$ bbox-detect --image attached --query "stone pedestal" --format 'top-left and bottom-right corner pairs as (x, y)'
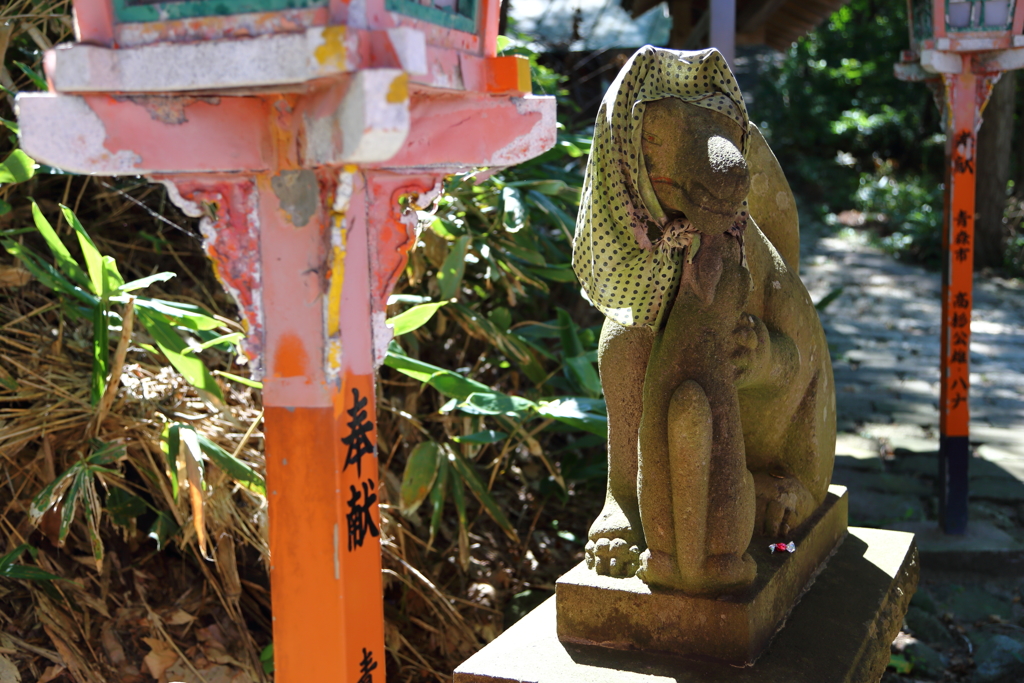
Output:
(454, 527), (918, 683)
(558, 485), (850, 665)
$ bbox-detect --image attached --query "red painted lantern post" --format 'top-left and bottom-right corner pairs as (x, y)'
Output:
(897, 0), (1024, 533)
(16, 0), (555, 679)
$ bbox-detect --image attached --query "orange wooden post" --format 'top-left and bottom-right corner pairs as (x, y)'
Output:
(17, 0), (556, 678)
(895, 0), (1024, 534)
(937, 61), (989, 534)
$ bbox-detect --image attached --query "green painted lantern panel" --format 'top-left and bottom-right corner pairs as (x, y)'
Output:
(112, 0), (328, 24)
(385, 0), (478, 33)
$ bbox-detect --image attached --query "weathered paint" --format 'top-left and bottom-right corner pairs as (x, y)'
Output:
(18, 93), (272, 175)
(325, 167), (357, 383)
(162, 177), (266, 372)
(298, 69), (410, 166)
(270, 169), (319, 227)
(258, 173), (332, 408)
(363, 172), (440, 366)
(51, 26), (360, 93)
(114, 8), (328, 48)
(380, 89), (556, 169)
(111, 0), (327, 25)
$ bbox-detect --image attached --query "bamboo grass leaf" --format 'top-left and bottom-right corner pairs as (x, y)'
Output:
(448, 449), (518, 541)
(0, 545), (62, 581)
(181, 332), (245, 356)
(140, 312), (225, 403)
(428, 458), (449, 547)
(30, 202), (90, 289)
(12, 61), (48, 91)
(437, 235), (470, 300)
(119, 271), (176, 292)
(386, 301), (449, 337)
(0, 149), (35, 183)
(196, 434), (266, 496)
(91, 304), (109, 404)
(400, 441), (441, 516)
(62, 205), (107, 297)
(161, 423), (181, 501)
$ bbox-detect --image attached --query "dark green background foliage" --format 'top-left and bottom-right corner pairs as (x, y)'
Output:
(751, 0), (947, 266)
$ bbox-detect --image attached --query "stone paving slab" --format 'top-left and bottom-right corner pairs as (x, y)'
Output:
(801, 229), (1024, 545)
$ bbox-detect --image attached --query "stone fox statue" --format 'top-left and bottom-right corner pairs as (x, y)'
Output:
(571, 46), (836, 596)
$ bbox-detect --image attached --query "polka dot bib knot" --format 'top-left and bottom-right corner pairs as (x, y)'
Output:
(571, 46), (749, 328)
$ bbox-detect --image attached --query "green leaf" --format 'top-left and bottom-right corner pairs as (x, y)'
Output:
(101, 255), (125, 294)
(0, 199), (10, 216)
(0, 545), (62, 581)
(448, 450), (518, 541)
(62, 205), (107, 297)
(91, 305), (109, 405)
(127, 298), (221, 331)
(0, 118), (19, 135)
(213, 370), (263, 389)
(31, 202), (91, 289)
(457, 392), (535, 416)
(1, 238), (95, 305)
(140, 312), (225, 403)
(260, 644), (275, 674)
(437, 234), (470, 300)
(196, 434), (266, 496)
(488, 307), (512, 332)
(556, 308), (584, 357)
(181, 332), (245, 356)
(119, 271), (176, 292)
(452, 430), (508, 444)
(386, 301), (448, 337)
(525, 264), (578, 282)
(12, 61), (48, 91)
(106, 487), (148, 527)
(428, 458), (449, 545)
(564, 355), (603, 397)
(0, 149), (35, 184)
(148, 511), (180, 550)
(400, 441), (441, 516)
(161, 423), (181, 501)
(888, 653), (913, 674)
(537, 398), (608, 438)
(383, 347), (490, 400)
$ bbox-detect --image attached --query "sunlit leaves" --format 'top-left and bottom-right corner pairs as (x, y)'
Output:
(0, 149), (36, 184)
(387, 301), (449, 337)
(3, 203), (229, 404)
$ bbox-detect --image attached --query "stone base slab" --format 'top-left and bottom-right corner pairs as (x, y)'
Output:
(454, 527), (919, 683)
(556, 485), (849, 665)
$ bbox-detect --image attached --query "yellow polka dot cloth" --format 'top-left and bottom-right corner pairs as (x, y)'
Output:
(572, 46), (749, 328)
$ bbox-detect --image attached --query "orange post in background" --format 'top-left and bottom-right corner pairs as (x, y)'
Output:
(896, 0), (1024, 535)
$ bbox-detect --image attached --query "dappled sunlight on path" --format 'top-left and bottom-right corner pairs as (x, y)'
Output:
(799, 230), (1024, 535)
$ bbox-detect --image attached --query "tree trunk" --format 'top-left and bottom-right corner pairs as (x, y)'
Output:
(975, 70), (1015, 269)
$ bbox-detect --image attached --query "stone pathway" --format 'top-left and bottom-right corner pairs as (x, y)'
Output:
(799, 228), (1024, 541)
(800, 227), (1024, 682)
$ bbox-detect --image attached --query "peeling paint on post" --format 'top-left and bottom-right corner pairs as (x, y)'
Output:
(19, 0), (556, 679)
